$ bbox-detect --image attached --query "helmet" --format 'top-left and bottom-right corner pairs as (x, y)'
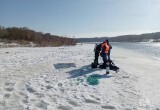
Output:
(105, 39), (109, 44)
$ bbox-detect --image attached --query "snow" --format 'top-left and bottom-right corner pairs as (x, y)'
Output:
(152, 42), (160, 47)
(0, 43), (20, 48)
(0, 43), (160, 110)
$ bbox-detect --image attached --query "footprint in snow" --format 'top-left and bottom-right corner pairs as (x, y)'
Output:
(68, 100), (79, 107)
(84, 98), (100, 104)
(4, 94), (10, 99)
(25, 84), (36, 93)
(101, 105), (116, 109)
(4, 82), (15, 86)
(46, 85), (53, 90)
(90, 95), (101, 101)
(57, 105), (72, 110)
(35, 100), (48, 109)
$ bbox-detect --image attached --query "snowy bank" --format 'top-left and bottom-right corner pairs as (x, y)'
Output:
(0, 43), (160, 110)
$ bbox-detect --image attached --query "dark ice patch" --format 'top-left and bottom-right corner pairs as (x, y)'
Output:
(54, 63), (76, 69)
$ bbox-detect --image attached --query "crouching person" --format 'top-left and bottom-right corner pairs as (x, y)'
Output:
(100, 41), (110, 74)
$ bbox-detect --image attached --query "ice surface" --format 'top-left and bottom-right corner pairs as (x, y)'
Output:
(0, 43), (160, 109)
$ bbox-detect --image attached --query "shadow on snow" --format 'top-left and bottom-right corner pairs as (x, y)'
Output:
(66, 64), (113, 79)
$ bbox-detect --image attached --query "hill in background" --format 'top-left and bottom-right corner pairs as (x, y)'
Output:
(78, 32), (160, 43)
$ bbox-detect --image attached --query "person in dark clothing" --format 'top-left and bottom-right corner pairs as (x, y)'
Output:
(109, 60), (119, 73)
(93, 43), (102, 65)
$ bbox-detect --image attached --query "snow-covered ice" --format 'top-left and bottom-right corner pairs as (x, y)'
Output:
(0, 43), (160, 110)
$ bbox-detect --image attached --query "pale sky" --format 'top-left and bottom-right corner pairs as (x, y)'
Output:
(1, 0), (160, 38)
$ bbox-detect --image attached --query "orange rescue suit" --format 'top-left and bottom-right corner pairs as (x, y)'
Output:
(101, 42), (110, 54)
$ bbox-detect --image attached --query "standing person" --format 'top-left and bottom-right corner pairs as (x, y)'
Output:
(106, 39), (112, 61)
(100, 41), (110, 74)
(93, 43), (102, 66)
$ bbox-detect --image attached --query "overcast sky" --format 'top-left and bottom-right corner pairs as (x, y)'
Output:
(1, 0), (160, 38)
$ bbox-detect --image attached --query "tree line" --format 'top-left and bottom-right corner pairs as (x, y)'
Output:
(0, 26), (77, 46)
